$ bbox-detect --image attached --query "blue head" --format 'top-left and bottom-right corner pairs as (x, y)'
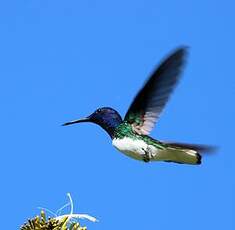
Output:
(63, 107), (123, 138)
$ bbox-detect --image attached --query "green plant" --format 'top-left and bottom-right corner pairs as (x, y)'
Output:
(20, 210), (87, 230)
(20, 194), (97, 230)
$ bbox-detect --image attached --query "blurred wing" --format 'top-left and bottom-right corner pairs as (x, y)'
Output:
(124, 47), (187, 135)
(163, 141), (217, 153)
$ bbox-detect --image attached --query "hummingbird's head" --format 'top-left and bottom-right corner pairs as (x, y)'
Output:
(63, 107), (123, 138)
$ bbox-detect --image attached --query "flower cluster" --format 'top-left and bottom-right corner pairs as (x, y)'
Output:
(20, 210), (87, 230)
(20, 194), (97, 230)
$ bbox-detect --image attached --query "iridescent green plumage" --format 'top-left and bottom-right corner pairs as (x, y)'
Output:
(114, 122), (166, 150)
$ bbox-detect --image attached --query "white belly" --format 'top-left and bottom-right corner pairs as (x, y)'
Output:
(112, 137), (200, 164)
(112, 137), (150, 160)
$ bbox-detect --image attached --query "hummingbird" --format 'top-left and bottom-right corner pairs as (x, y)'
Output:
(63, 47), (212, 165)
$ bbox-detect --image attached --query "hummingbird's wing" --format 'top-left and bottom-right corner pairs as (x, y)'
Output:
(163, 141), (217, 153)
(124, 47), (187, 135)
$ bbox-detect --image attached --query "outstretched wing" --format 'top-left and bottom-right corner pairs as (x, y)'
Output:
(163, 141), (217, 153)
(124, 47), (187, 135)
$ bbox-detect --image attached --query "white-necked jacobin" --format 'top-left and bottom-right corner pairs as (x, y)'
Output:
(63, 47), (213, 165)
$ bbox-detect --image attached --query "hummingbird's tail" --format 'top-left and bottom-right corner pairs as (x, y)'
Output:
(151, 142), (215, 165)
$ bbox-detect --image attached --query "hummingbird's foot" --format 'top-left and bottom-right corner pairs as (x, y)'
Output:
(143, 151), (151, 163)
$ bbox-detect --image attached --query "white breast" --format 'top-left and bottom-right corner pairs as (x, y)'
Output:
(112, 137), (148, 160)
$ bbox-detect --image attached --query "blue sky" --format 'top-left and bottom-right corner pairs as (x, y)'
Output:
(0, 0), (234, 229)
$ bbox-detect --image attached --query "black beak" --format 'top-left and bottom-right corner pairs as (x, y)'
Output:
(62, 117), (90, 126)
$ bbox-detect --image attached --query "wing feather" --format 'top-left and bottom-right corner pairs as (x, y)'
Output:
(124, 47), (188, 135)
